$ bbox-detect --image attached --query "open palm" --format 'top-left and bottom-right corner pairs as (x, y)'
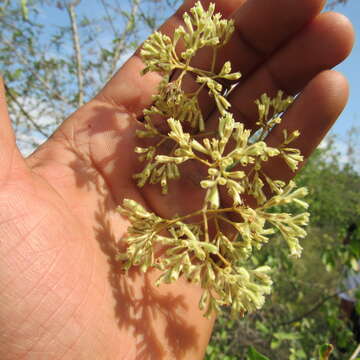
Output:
(0, 0), (354, 359)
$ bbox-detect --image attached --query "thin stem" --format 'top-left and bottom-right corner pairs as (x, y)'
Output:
(107, 0), (140, 80)
(180, 207), (235, 222)
(188, 82), (206, 98)
(176, 69), (187, 85)
(67, 2), (84, 107)
(169, 143), (178, 157)
(153, 207), (236, 237)
(155, 137), (168, 149)
(193, 131), (216, 138)
(192, 154), (213, 167)
(191, 216), (214, 227)
(171, 44), (180, 63)
(210, 253), (230, 268)
(214, 217), (220, 233)
(218, 215), (239, 232)
(202, 202), (209, 243)
(211, 47), (217, 73)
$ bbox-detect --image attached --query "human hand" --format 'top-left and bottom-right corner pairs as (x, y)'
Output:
(0, 0), (354, 359)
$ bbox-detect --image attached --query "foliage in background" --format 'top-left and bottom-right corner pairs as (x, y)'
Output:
(206, 137), (360, 359)
(0, 0), (181, 153)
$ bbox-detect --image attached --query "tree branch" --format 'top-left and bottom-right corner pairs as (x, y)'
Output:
(106, 0), (140, 80)
(67, 1), (84, 107)
(100, 0), (118, 38)
(350, 343), (360, 360)
(2, 38), (71, 106)
(5, 83), (49, 138)
(278, 288), (351, 326)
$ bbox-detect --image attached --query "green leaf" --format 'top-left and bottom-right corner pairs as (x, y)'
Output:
(255, 321), (270, 334)
(351, 257), (359, 271)
(246, 346), (270, 360)
(270, 339), (280, 350)
(11, 69), (23, 80)
(273, 331), (300, 341)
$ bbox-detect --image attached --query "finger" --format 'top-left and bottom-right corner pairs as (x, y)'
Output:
(95, 0), (325, 119)
(182, 0), (325, 75)
(225, 12), (354, 130)
(263, 70), (349, 182)
(0, 78), (26, 180)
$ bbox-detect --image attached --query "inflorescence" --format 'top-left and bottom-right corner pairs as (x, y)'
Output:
(116, 2), (309, 318)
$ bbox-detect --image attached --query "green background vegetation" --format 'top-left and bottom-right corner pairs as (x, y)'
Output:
(206, 138), (360, 359)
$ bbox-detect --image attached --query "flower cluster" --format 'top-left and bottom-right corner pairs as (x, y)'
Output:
(117, 2), (309, 317)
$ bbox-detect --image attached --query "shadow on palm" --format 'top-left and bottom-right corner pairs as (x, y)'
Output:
(49, 102), (205, 358)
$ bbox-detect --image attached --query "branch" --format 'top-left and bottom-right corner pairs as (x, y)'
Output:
(2, 39), (72, 106)
(67, 1), (84, 107)
(278, 289), (349, 326)
(106, 0), (140, 80)
(100, 0), (118, 38)
(350, 343), (360, 360)
(5, 83), (49, 138)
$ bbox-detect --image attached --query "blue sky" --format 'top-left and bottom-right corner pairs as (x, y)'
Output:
(331, 1), (359, 137)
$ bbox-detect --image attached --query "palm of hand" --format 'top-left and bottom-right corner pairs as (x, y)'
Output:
(1, 96), (210, 359)
(0, 0), (354, 359)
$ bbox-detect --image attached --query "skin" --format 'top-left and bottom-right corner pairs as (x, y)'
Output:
(0, 0), (355, 359)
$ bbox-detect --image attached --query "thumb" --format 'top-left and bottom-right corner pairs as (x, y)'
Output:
(0, 77), (26, 180)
